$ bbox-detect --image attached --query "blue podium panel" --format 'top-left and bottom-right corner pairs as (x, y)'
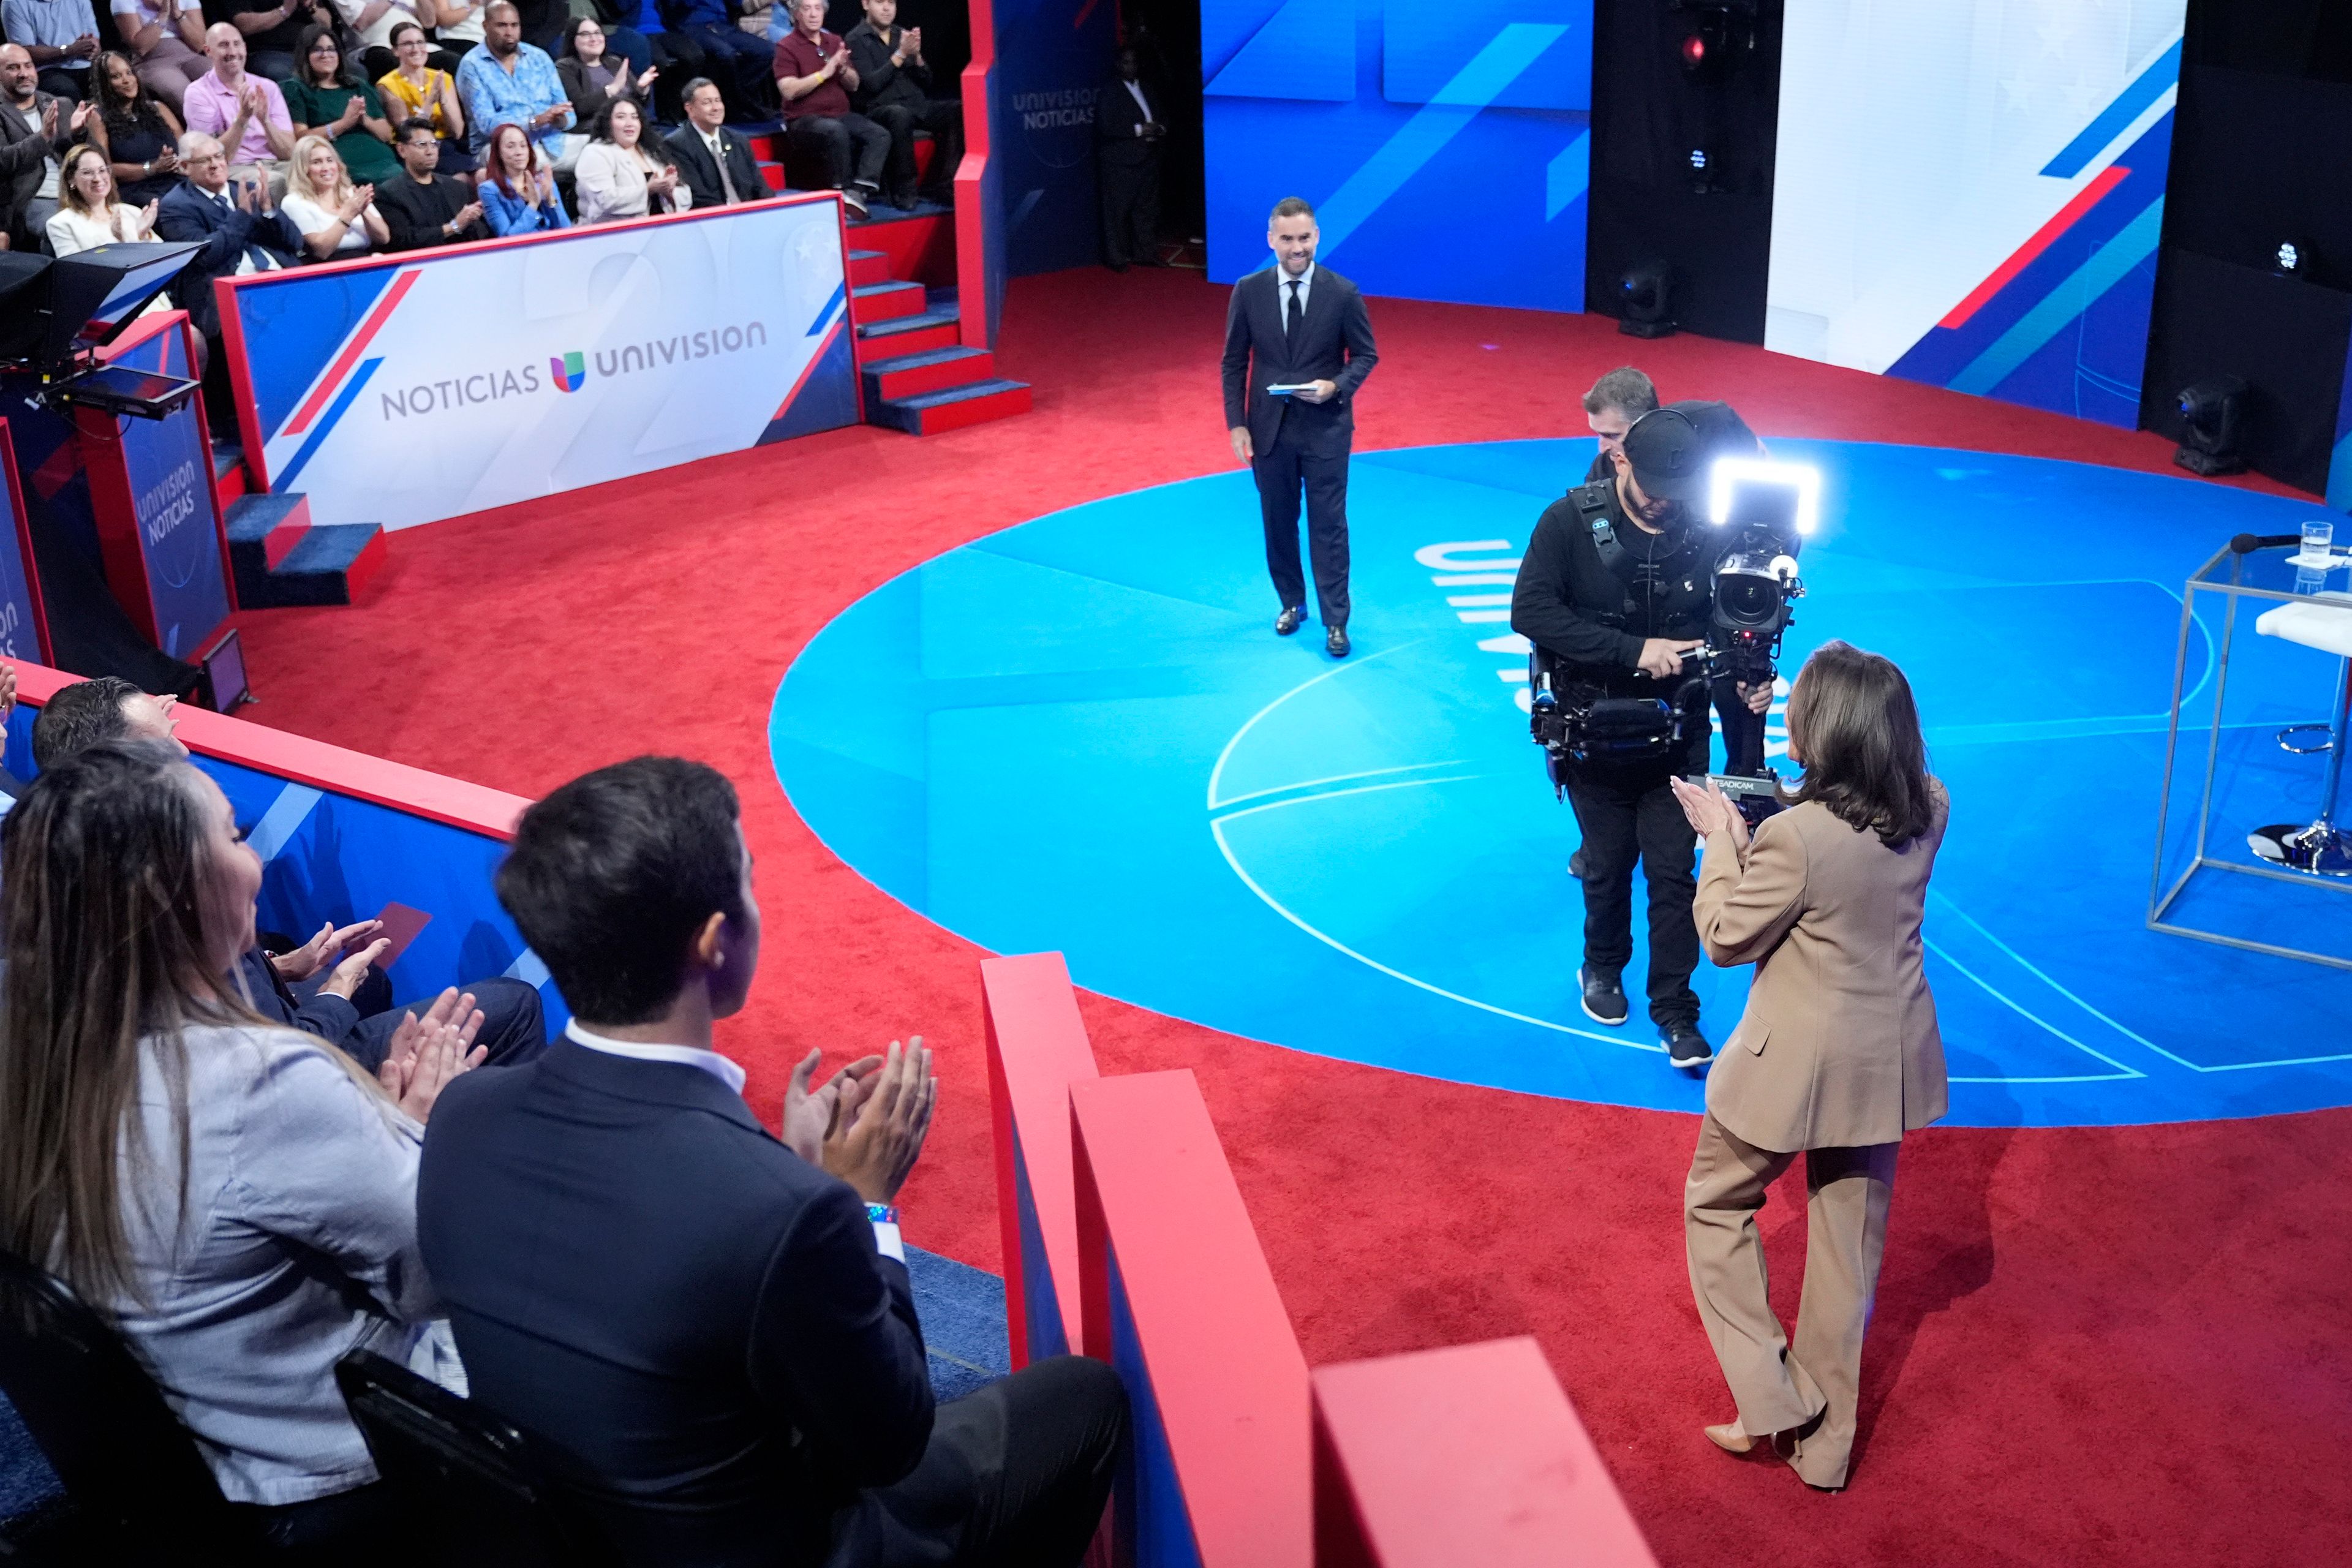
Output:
(0, 421), (53, 663)
(774, 441), (2352, 1128)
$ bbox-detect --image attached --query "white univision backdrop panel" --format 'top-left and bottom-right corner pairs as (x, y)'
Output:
(1765, 0), (2185, 426)
(230, 198), (855, 532)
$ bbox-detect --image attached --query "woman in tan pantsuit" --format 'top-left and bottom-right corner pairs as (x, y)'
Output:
(1667, 641), (1948, 1491)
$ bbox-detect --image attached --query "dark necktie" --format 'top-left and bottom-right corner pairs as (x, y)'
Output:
(1285, 278), (1302, 342)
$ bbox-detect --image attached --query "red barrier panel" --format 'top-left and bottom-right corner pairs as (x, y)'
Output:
(1311, 1338), (1659, 1568)
(1070, 1070), (1311, 1568)
(982, 952), (1101, 1368)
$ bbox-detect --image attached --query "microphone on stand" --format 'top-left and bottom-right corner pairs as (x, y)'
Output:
(2230, 532), (2305, 554)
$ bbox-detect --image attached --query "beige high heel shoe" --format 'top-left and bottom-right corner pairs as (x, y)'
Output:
(1703, 1420), (1754, 1454)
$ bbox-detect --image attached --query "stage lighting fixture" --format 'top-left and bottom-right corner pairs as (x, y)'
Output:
(1617, 260), (1677, 339)
(2277, 241), (2301, 274)
(2173, 376), (2250, 477)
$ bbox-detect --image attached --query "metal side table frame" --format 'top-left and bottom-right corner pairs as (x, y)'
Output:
(2149, 543), (2352, 969)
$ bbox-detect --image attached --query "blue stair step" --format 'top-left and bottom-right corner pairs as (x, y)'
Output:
(210, 439), (243, 480)
(252, 524), (385, 608)
(856, 304), (959, 341)
(870, 377), (1031, 435)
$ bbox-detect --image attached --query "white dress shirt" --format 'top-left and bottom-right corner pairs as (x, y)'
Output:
(1122, 77), (1152, 123)
(1276, 260), (1314, 322)
(565, 1019), (745, 1092)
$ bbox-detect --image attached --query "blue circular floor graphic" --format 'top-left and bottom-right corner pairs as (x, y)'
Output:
(771, 440), (2352, 1126)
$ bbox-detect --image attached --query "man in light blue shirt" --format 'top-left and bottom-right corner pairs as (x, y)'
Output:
(454, 0), (572, 157)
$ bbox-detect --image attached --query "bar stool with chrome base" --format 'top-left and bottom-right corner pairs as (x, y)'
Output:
(2250, 598), (2352, 876)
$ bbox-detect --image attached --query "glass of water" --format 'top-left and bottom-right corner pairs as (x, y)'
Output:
(2304, 519), (2335, 559)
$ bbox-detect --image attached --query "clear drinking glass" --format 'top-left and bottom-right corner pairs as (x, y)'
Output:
(2304, 519), (2335, 560)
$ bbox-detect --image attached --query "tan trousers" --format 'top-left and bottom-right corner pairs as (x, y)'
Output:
(1683, 1111), (1898, 1489)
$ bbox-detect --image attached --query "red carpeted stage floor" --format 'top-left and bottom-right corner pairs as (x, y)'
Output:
(236, 269), (2348, 1565)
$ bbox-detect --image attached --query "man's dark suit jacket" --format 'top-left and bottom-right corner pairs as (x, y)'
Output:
(417, 1039), (937, 1568)
(235, 946), (366, 1046)
(151, 179), (301, 338)
(1096, 72), (1156, 161)
(1219, 263), (1379, 462)
(0, 91), (74, 243)
(663, 123), (766, 211)
(375, 172), (492, 251)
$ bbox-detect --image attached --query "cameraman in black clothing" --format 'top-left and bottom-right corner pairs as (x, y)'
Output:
(1511, 402), (1772, 1066)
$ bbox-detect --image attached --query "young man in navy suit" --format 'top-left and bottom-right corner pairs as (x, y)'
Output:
(417, 757), (1125, 1567)
(1219, 195), (1379, 657)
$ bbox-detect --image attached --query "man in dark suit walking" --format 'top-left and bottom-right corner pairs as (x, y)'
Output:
(1221, 195), (1378, 657)
(417, 756), (1126, 1568)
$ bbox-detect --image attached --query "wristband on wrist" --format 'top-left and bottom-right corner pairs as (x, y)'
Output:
(864, 1202), (899, 1224)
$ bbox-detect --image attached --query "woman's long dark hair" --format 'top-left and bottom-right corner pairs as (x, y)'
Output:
(295, 22), (356, 89)
(1784, 641), (1936, 848)
(0, 744), (254, 1306)
(96, 50), (167, 136)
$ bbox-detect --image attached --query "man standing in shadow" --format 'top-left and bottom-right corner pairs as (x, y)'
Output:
(1220, 195), (1378, 657)
(1096, 44), (1160, 270)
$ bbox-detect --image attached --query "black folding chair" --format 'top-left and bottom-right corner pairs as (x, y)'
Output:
(333, 1351), (622, 1568)
(0, 1246), (257, 1564)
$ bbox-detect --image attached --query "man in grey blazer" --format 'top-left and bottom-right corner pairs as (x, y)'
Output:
(1220, 195), (1378, 657)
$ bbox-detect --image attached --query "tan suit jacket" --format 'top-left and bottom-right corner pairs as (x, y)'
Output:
(1694, 789), (1950, 1153)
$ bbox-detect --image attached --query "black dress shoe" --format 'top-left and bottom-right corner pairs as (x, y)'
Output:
(1275, 606), (1305, 636)
(1326, 627), (1350, 657)
(1663, 1023), (1715, 1066)
(1578, 965), (1628, 1026)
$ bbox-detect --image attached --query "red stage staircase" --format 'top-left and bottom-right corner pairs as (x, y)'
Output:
(744, 129), (1030, 437)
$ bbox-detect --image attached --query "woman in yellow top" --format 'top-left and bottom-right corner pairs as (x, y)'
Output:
(376, 20), (475, 175)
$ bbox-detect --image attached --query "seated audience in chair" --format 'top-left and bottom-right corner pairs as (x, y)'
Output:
(28, 676), (548, 1074)
(454, 2), (571, 165)
(376, 20), (474, 175)
(46, 143), (162, 257)
(772, 0), (882, 216)
(153, 130), (301, 428)
(86, 48), (189, 208)
(281, 129), (386, 255)
(375, 116), (486, 245)
(844, 0), (954, 211)
(417, 756), (1128, 1568)
(214, 0), (313, 83)
(282, 22), (399, 187)
(0, 739), (487, 1553)
(573, 96), (683, 223)
(181, 22), (295, 193)
(3, 0), (104, 104)
(475, 114), (565, 232)
(108, 0), (209, 114)
(1, 41), (87, 251)
(556, 15), (654, 135)
(337, 0), (430, 83)
(661, 75), (760, 208)
(663, 0), (773, 123)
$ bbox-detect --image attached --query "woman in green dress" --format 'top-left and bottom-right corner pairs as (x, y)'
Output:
(281, 22), (399, 187)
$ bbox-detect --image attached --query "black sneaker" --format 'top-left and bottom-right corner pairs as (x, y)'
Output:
(1578, 966), (1628, 1026)
(1663, 1023), (1714, 1066)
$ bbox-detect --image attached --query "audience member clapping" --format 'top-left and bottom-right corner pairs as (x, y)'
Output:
(85, 49), (187, 208)
(375, 20), (473, 176)
(28, 676), (549, 1073)
(454, 2), (571, 164)
(556, 15), (654, 131)
(283, 22), (398, 187)
(2, 0), (103, 104)
(375, 117), (487, 246)
(417, 756), (1127, 1568)
(573, 97), (685, 224)
(46, 143), (161, 258)
(108, 0), (209, 113)
(334, 0), (430, 83)
(281, 130), (386, 256)
(0, 42), (89, 251)
(0, 739), (484, 1550)
(181, 22), (297, 194)
(662, 75), (763, 209)
(476, 116), (567, 232)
